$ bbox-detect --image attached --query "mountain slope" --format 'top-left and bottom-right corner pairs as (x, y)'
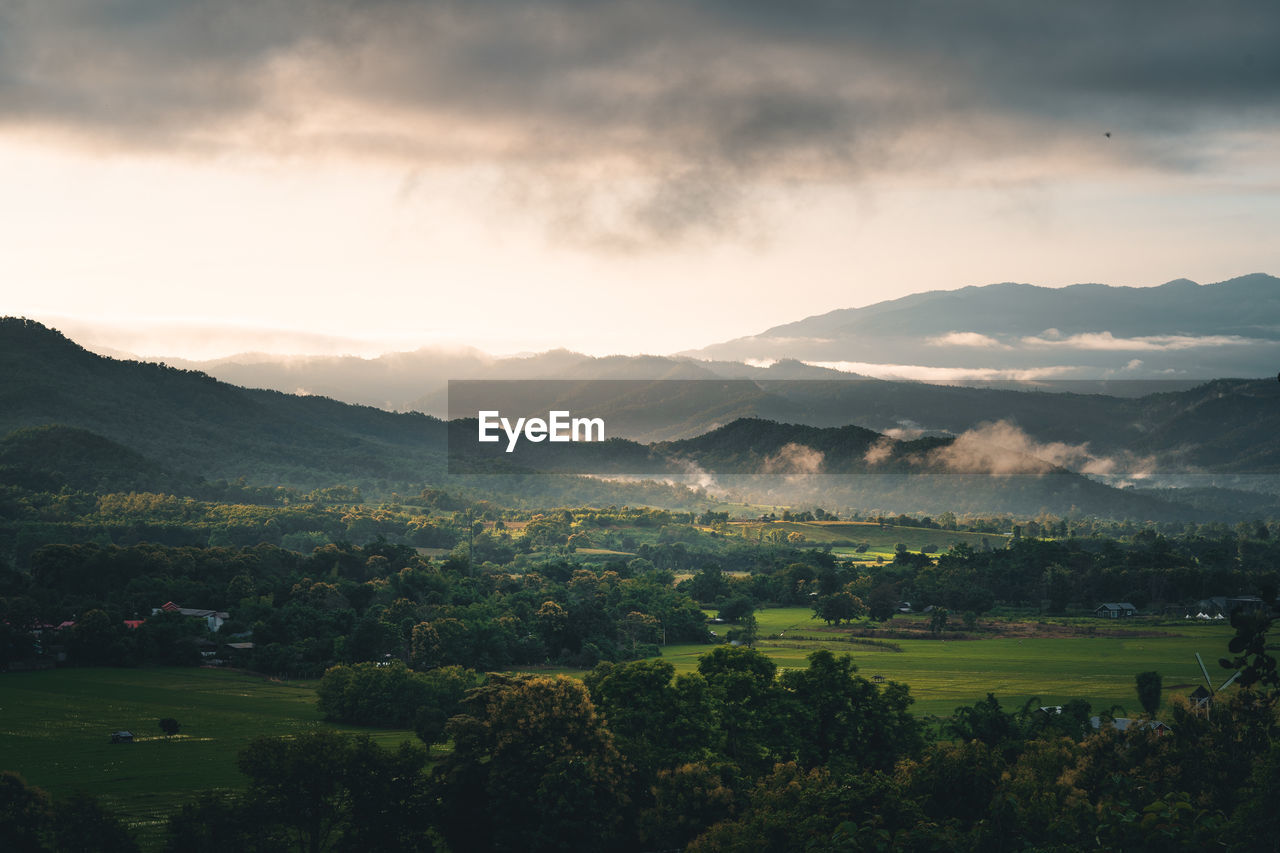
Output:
(0, 425), (195, 494)
(0, 318), (447, 490)
(687, 274), (1280, 376)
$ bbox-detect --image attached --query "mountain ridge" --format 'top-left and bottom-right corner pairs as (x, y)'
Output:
(61, 273), (1277, 415)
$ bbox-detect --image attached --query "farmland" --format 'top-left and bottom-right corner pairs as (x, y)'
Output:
(0, 667), (415, 848)
(662, 607), (1238, 718)
(727, 519), (1010, 561)
(0, 611), (1242, 848)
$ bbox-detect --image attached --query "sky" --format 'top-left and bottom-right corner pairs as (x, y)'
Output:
(3, 0), (1280, 360)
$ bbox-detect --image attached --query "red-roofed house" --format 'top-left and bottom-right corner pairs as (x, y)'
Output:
(153, 602), (229, 632)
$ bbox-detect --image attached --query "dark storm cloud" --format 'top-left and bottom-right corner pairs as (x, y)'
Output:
(4, 0), (1278, 242)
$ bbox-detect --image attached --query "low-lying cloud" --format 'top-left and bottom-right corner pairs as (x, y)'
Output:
(762, 442), (824, 476)
(864, 436), (895, 466)
(929, 420), (1156, 481)
(807, 361), (1080, 382)
(1022, 331), (1263, 351)
(928, 332), (1009, 349)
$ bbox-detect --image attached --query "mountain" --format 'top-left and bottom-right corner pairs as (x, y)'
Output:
(158, 348), (729, 416)
(5, 317), (1277, 518)
(0, 425), (196, 494)
(686, 274), (1280, 377)
(445, 371), (1280, 486)
(126, 275), (1280, 428)
(448, 415), (1203, 519)
(0, 317), (447, 492)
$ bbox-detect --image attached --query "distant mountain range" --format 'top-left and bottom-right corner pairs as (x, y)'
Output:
(685, 273), (1280, 375)
(137, 274), (1280, 419)
(5, 289), (1280, 519)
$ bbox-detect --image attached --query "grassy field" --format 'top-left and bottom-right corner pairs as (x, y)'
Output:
(730, 520), (1010, 560)
(0, 667), (414, 849)
(666, 607), (1239, 719)
(1, 613), (1242, 847)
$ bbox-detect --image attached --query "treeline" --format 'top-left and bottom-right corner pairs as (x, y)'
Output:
(0, 486), (462, 567)
(0, 486), (721, 569)
(0, 535), (711, 673)
(684, 532), (1280, 618)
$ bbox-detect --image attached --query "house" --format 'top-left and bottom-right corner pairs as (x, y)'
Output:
(1094, 602), (1137, 619)
(1195, 595), (1267, 618)
(153, 601), (230, 632)
(109, 731), (134, 744)
(1090, 716), (1171, 735)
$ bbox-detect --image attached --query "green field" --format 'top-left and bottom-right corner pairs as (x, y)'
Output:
(731, 520), (1010, 560)
(0, 667), (415, 849)
(1, 616), (1243, 847)
(669, 607), (1239, 718)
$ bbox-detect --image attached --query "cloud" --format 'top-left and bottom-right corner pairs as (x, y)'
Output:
(1021, 331), (1263, 351)
(928, 331), (1009, 349)
(885, 421), (926, 440)
(928, 419), (1156, 480)
(807, 361), (1080, 382)
(5, 1), (1279, 245)
(762, 442), (824, 476)
(668, 456), (718, 491)
(863, 436), (894, 466)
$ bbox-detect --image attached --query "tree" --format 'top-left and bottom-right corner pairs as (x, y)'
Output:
(1223, 606), (1280, 703)
(584, 659), (715, 785)
(684, 565), (731, 604)
(697, 645), (783, 773)
(686, 763), (925, 853)
(813, 592), (864, 626)
(409, 621), (442, 670)
(716, 595), (754, 624)
(944, 693), (1017, 756)
(51, 791), (139, 852)
(1135, 671), (1163, 716)
(236, 730), (430, 853)
(158, 717), (181, 737)
(617, 610), (659, 654)
(639, 762), (737, 851)
(412, 666), (482, 746)
(929, 607), (949, 636)
(781, 650), (923, 773)
(0, 771), (51, 853)
(69, 608), (128, 666)
(163, 791), (273, 853)
(436, 674), (627, 853)
(867, 582), (899, 621)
